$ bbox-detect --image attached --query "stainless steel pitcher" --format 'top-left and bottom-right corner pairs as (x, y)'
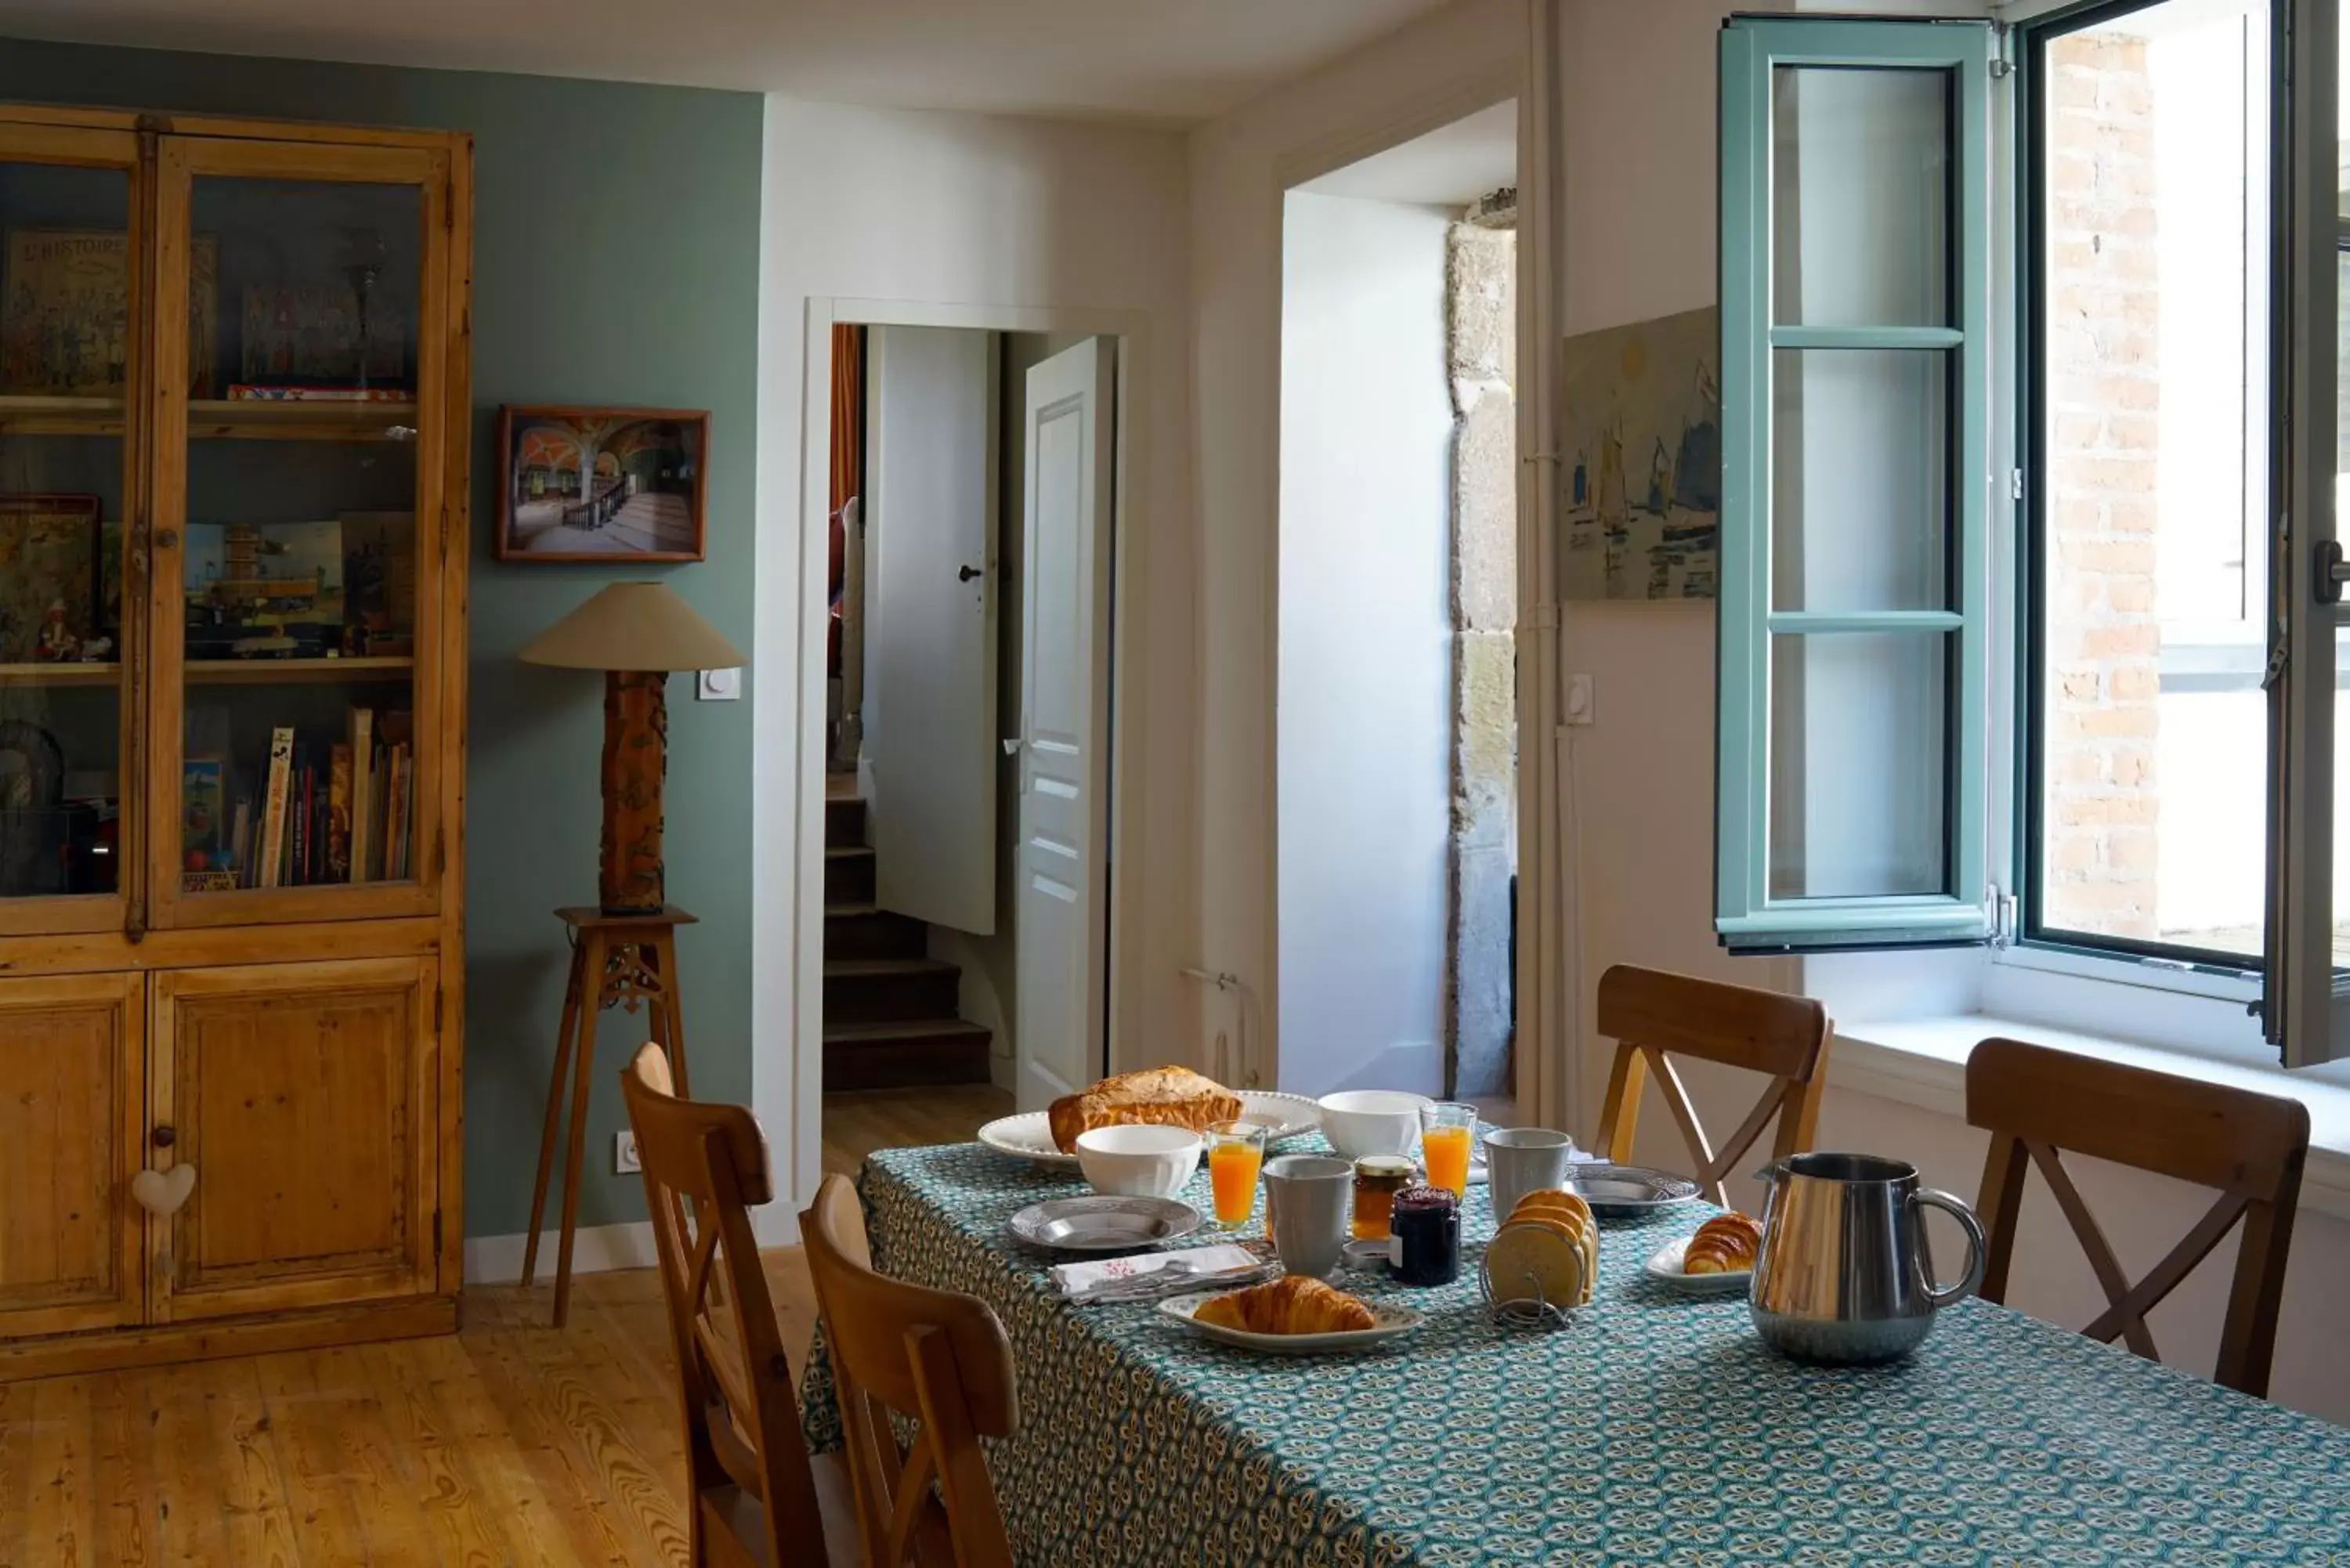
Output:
(1749, 1152), (1987, 1366)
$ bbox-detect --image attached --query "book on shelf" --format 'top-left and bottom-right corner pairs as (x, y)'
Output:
(383, 743), (409, 882)
(229, 799), (252, 889)
(327, 744), (352, 883)
(348, 706), (375, 883)
(255, 726), (295, 889)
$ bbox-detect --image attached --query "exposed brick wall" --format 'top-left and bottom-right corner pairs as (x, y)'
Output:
(2043, 33), (2161, 939)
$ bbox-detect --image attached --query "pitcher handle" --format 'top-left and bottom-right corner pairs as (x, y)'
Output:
(1911, 1187), (1987, 1310)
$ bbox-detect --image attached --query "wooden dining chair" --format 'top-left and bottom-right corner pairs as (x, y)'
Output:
(1965, 1036), (2310, 1399)
(1593, 964), (1832, 1207)
(801, 1172), (1018, 1568)
(620, 1044), (859, 1568)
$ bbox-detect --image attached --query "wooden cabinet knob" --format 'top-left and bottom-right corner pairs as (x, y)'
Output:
(150, 1125), (175, 1148)
(130, 1165), (196, 1216)
(155, 527), (178, 549)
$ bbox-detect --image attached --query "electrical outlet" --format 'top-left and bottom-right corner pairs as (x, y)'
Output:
(696, 667), (740, 702)
(614, 1130), (640, 1174)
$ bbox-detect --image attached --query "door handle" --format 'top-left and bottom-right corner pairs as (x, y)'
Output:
(959, 564), (984, 582)
(1002, 739), (1024, 756)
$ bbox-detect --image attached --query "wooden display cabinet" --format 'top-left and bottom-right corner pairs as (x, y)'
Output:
(0, 104), (470, 1381)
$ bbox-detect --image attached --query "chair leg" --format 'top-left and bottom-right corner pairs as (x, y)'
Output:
(659, 934), (689, 1097)
(554, 932), (606, 1328)
(522, 941), (588, 1289)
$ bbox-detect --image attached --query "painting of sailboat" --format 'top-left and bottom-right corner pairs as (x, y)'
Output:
(1560, 305), (1721, 600)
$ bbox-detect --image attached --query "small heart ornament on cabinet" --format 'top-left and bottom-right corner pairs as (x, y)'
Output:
(130, 1165), (196, 1216)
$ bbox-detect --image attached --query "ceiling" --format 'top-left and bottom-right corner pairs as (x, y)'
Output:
(0, 0), (1452, 125)
(1300, 99), (1517, 206)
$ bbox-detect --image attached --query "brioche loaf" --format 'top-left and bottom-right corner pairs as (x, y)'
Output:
(1047, 1066), (1244, 1153)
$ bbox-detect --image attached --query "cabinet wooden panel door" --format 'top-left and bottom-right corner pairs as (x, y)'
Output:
(0, 974), (144, 1339)
(150, 957), (437, 1321)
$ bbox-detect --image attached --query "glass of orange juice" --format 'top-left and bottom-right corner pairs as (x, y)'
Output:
(1419, 1103), (1477, 1198)
(1205, 1119), (1268, 1230)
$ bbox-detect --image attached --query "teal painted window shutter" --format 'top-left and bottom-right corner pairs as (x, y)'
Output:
(1716, 16), (1997, 954)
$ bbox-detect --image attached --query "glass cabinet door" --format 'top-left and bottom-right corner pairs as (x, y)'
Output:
(0, 128), (143, 934)
(150, 139), (450, 927)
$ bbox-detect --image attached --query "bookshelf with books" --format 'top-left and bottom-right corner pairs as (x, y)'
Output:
(0, 105), (471, 1381)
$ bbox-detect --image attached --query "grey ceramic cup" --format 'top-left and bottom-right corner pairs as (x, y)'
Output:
(1483, 1127), (1578, 1219)
(1263, 1154), (1353, 1278)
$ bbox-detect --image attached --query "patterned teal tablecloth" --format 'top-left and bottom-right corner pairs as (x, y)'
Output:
(797, 1140), (2350, 1566)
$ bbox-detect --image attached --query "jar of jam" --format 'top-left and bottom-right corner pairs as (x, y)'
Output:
(1351, 1155), (1415, 1240)
(1390, 1184), (1461, 1287)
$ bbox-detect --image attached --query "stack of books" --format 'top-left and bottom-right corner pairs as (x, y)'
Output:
(193, 703), (418, 891)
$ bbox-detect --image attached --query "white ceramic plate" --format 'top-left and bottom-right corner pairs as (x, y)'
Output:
(1007, 1195), (1202, 1253)
(1643, 1237), (1753, 1296)
(1157, 1290), (1425, 1354)
(978, 1091), (1321, 1169)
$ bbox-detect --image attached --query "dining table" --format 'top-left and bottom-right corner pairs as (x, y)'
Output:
(797, 1136), (2350, 1566)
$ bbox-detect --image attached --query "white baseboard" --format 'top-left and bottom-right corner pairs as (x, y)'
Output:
(465, 1220), (659, 1286)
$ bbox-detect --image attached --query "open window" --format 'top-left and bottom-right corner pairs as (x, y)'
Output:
(1713, 6), (2343, 1063)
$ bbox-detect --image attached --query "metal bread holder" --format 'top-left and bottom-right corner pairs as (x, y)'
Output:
(1478, 1248), (1577, 1332)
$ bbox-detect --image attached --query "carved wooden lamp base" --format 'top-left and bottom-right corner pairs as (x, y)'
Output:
(600, 669), (669, 915)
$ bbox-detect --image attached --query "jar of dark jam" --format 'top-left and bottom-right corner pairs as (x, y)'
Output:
(1390, 1184), (1461, 1286)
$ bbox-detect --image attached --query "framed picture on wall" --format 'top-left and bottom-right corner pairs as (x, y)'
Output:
(494, 405), (709, 563)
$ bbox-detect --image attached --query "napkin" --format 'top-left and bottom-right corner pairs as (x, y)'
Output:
(1050, 1245), (1262, 1300)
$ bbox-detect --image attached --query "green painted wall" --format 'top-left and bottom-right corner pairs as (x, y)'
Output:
(0, 39), (765, 1240)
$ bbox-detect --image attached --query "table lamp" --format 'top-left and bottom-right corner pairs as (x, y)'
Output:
(519, 581), (745, 915)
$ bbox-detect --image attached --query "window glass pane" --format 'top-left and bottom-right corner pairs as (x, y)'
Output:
(1770, 631), (1949, 899)
(0, 161), (130, 899)
(2034, 0), (2269, 957)
(1770, 348), (1949, 611)
(178, 175), (423, 894)
(1772, 66), (1950, 327)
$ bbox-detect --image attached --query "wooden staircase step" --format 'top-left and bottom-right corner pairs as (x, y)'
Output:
(823, 956), (961, 1024)
(822, 844), (875, 905)
(822, 905), (927, 962)
(822, 1017), (992, 1091)
(825, 796), (866, 848)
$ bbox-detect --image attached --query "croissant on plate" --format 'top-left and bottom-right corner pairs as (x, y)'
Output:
(1191, 1275), (1377, 1335)
(1683, 1212), (1762, 1274)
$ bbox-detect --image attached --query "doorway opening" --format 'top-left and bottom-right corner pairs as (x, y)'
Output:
(818, 323), (1123, 1180)
(1275, 100), (1519, 1113)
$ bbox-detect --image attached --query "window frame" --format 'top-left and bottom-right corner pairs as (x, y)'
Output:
(1715, 15), (2001, 955)
(2010, 0), (2284, 980)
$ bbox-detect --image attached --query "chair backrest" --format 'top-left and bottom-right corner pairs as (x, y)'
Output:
(800, 1173), (1018, 1568)
(1965, 1036), (2309, 1398)
(620, 1044), (829, 1566)
(1593, 964), (1831, 1206)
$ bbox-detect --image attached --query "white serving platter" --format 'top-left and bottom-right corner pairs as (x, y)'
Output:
(1643, 1237), (1754, 1297)
(1156, 1290), (1425, 1355)
(978, 1091), (1321, 1169)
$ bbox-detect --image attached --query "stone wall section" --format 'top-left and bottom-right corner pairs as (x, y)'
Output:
(1446, 215), (1517, 1096)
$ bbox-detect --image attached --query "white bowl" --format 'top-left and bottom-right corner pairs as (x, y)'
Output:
(1074, 1124), (1203, 1198)
(1315, 1090), (1435, 1162)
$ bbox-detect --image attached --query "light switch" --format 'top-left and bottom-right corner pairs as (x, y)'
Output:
(1564, 674), (1594, 725)
(697, 667), (741, 702)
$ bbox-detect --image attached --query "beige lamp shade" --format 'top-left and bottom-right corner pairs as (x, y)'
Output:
(517, 581), (745, 672)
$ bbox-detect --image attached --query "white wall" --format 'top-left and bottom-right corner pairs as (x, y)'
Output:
(1554, 0), (2350, 1425)
(755, 98), (1195, 1228)
(1276, 191), (1454, 1098)
(1188, 0), (1524, 1091)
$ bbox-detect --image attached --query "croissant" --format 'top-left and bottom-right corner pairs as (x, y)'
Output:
(1683, 1212), (1762, 1274)
(1192, 1275), (1376, 1335)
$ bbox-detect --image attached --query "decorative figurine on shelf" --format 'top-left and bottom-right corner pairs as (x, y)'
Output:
(36, 599), (78, 662)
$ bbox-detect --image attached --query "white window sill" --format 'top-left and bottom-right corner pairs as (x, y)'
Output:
(1830, 1014), (2350, 1225)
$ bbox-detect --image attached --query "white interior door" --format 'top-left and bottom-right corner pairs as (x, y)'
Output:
(1014, 338), (1116, 1111)
(865, 326), (999, 934)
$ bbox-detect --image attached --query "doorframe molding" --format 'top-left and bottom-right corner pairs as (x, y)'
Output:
(761, 298), (1152, 1242)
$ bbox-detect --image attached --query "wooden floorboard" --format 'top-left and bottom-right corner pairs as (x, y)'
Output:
(0, 1085), (1010, 1567)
